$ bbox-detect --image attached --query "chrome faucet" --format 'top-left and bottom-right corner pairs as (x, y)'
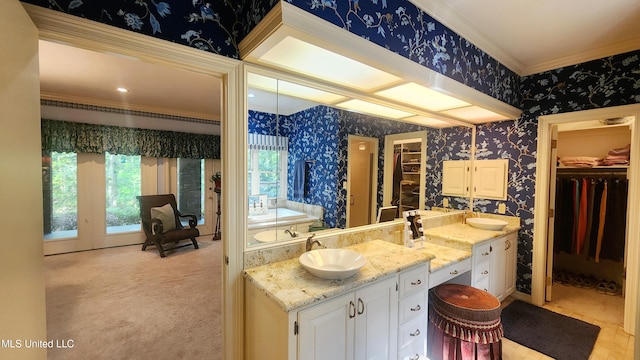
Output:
(284, 226), (299, 238)
(305, 233), (323, 251)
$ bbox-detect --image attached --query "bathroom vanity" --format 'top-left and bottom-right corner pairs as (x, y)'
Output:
(243, 214), (520, 359)
(244, 240), (432, 360)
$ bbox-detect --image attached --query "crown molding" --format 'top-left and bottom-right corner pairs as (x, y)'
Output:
(411, 0), (640, 76)
(411, 0), (526, 75)
(238, 2), (283, 59)
(521, 37), (640, 76)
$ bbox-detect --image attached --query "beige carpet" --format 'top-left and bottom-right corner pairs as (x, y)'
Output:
(45, 239), (222, 360)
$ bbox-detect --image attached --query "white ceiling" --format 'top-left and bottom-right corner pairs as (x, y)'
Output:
(415, 0), (640, 75)
(38, 40), (222, 122)
(38, 1), (640, 120)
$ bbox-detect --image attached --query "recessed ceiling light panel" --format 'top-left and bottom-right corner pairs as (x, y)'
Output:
(336, 99), (414, 120)
(441, 106), (511, 123)
(376, 83), (470, 111)
(260, 36), (400, 91)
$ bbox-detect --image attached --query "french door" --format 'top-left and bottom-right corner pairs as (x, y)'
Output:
(43, 153), (217, 255)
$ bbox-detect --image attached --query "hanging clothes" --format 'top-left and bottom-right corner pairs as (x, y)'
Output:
(554, 174), (627, 262)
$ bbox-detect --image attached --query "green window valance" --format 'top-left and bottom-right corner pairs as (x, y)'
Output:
(41, 119), (220, 159)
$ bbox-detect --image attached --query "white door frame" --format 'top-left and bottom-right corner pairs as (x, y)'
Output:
(346, 135), (379, 226)
(23, 4), (244, 359)
(532, 104), (640, 337)
(382, 131), (427, 209)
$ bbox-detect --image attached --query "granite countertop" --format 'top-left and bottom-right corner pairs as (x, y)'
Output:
(244, 240), (434, 312)
(422, 222), (520, 250)
(411, 242), (472, 272)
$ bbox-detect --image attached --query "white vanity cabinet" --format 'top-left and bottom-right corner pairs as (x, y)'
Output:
(246, 274), (403, 360)
(397, 264), (428, 360)
(299, 276), (398, 360)
(471, 232), (517, 301)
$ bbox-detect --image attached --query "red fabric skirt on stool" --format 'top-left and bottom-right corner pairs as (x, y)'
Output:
(428, 284), (503, 360)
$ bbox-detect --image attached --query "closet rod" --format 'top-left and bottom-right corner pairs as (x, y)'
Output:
(556, 167), (628, 177)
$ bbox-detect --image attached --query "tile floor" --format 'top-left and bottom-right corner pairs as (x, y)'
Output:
(502, 283), (633, 359)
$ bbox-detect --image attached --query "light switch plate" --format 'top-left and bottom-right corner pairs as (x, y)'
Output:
(498, 203), (506, 214)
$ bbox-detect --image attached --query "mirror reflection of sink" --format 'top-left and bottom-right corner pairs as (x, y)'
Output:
(253, 229), (304, 243)
(299, 249), (366, 280)
(466, 218), (508, 231)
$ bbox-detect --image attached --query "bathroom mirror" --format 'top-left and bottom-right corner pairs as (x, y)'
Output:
(245, 69), (474, 248)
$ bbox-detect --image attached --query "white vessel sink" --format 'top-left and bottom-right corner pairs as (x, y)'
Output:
(466, 218), (508, 231)
(253, 229), (302, 243)
(299, 249), (366, 280)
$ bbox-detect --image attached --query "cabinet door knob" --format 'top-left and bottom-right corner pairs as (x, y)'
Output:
(410, 329), (421, 337)
(410, 305), (421, 312)
(349, 301), (356, 318)
(411, 279), (422, 286)
(449, 270), (459, 275)
(357, 298), (365, 315)
(410, 354), (420, 360)
(481, 270), (488, 275)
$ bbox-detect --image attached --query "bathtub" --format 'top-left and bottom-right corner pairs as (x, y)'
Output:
(248, 208), (310, 224)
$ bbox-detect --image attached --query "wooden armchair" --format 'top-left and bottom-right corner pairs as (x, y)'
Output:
(137, 194), (199, 257)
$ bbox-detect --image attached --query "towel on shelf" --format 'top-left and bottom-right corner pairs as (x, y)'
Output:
(293, 160), (307, 198)
(600, 144), (630, 166)
(559, 156), (602, 168)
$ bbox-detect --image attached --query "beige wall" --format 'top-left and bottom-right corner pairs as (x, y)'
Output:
(0, 1), (47, 359)
(557, 126), (631, 159)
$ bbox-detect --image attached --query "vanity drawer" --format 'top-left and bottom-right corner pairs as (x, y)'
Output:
(474, 261), (490, 281)
(429, 257), (471, 288)
(474, 242), (491, 265)
(474, 276), (490, 293)
(399, 290), (426, 324)
(398, 312), (427, 351)
(399, 264), (428, 297)
(398, 334), (427, 360)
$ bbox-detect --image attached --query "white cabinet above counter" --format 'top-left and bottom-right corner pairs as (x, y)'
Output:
(442, 159), (509, 200)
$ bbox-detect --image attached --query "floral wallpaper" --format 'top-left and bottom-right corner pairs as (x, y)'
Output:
(249, 105), (463, 229)
(22, 0), (278, 58)
(286, 0), (520, 108)
(425, 126), (473, 210)
(475, 50), (640, 294)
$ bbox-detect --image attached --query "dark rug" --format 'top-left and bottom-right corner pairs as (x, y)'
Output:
(501, 300), (600, 360)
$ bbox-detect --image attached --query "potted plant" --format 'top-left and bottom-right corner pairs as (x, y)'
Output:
(210, 171), (221, 188)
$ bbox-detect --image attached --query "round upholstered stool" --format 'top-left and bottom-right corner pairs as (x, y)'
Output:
(428, 284), (503, 360)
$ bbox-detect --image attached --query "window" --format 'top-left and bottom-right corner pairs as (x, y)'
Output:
(105, 152), (141, 233)
(43, 151), (78, 239)
(177, 158), (205, 224)
(248, 148), (287, 199)
(248, 134), (288, 199)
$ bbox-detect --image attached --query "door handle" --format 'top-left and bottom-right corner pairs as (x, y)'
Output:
(357, 298), (365, 315)
(349, 301), (356, 318)
(350, 195), (355, 205)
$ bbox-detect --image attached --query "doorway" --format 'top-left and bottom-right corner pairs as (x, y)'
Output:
(533, 104), (640, 336)
(24, 4), (242, 358)
(346, 135), (378, 227)
(546, 119), (632, 329)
